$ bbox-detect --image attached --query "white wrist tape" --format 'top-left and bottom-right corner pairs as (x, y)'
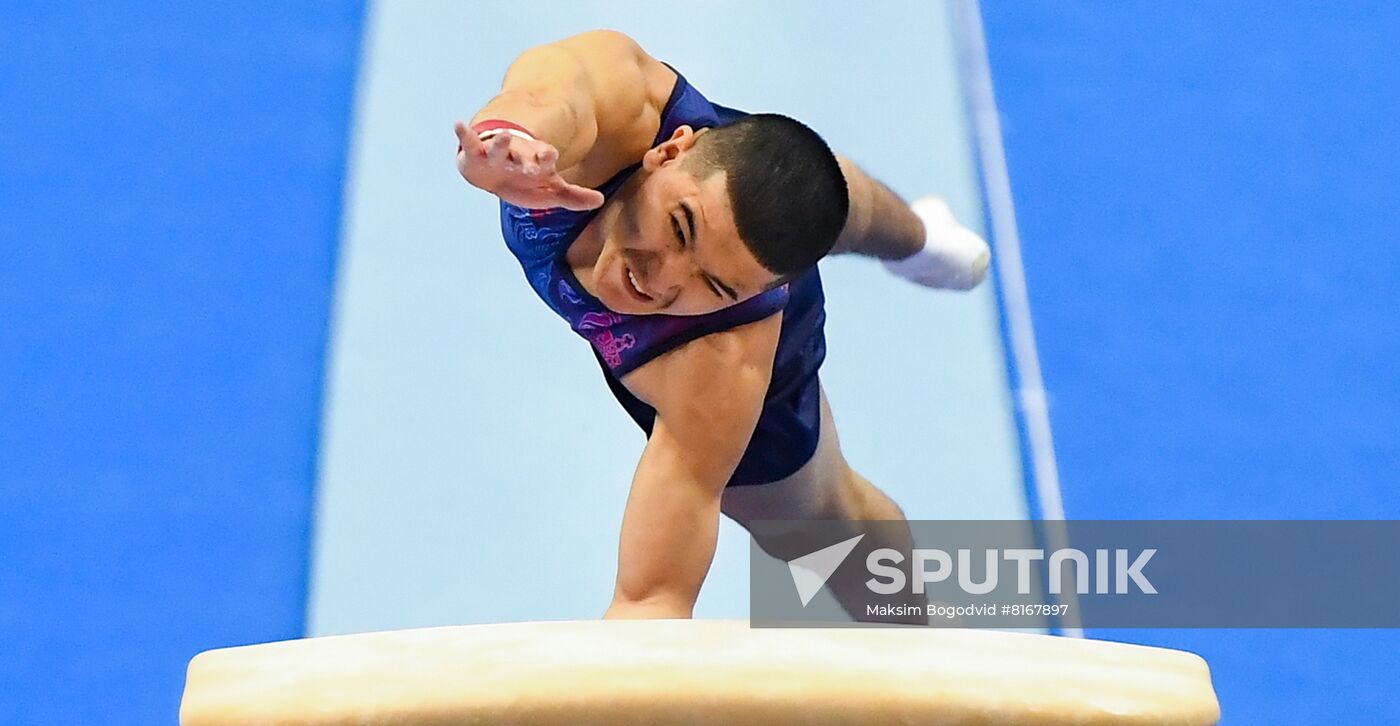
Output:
(476, 127), (535, 142)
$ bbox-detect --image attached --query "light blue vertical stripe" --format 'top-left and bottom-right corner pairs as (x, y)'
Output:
(952, 0), (1078, 635)
(310, 0), (1031, 634)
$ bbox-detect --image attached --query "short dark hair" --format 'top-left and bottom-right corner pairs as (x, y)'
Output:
(682, 114), (848, 277)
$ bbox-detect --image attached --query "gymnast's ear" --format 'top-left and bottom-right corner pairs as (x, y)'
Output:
(642, 125), (702, 170)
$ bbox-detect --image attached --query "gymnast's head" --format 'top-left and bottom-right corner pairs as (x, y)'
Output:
(594, 113), (849, 316)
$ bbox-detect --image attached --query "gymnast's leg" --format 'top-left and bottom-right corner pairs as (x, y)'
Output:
(829, 155), (990, 290)
(720, 383), (927, 625)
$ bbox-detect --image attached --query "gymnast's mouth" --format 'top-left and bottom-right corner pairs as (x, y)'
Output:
(621, 263), (654, 302)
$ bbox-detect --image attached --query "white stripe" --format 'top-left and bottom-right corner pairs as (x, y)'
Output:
(477, 127), (536, 142)
(952, 0), (1082, 637)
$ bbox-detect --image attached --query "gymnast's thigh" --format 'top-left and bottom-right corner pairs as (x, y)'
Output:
(720, 382), (848, 525)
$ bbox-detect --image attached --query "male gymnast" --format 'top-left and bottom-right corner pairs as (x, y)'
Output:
(454, 30), (990, 622)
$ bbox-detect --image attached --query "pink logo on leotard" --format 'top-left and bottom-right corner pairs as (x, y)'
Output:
(575, 311), (634, 367)
(578, 311), (622, 330)
(592, 329), (636, 368)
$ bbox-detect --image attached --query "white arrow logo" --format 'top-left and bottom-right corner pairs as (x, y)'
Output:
(787, 534), (865, 607)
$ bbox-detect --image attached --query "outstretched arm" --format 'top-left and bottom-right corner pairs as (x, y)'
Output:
(455, 30), (676, 210)
(468, 29), (664, 171)
(603, 314), (782, 619)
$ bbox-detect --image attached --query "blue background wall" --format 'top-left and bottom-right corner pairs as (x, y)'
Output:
(980, 2), (1400, 722)
(0, 4), (364, 723)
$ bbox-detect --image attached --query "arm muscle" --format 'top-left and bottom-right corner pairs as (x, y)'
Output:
(604, 314), (782, 618)
(471, 30), (670, 172)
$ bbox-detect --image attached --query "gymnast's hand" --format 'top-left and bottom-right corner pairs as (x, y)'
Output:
(454, 121), (605, 212)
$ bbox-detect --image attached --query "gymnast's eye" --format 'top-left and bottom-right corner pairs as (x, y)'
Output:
(672, 216), (686, 247)
(674, 212), (722, 299)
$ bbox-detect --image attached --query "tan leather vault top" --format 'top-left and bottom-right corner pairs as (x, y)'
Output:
(181, 619), (1220, 725)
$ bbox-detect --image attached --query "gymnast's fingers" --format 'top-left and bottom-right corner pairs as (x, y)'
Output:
(536, 143), (558, 165)
(516, 142), (548, 177)
(549, 179), (605, 212)
(453, 121), (485, 156)
(485, 132), (514, 167)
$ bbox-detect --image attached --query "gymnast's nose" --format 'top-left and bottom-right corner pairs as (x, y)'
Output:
(652, 247), (698, 300)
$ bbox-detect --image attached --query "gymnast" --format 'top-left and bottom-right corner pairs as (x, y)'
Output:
(454, 30), (990, 623)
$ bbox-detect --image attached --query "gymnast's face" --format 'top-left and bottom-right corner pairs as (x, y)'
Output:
(589, 125), (783, 316)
